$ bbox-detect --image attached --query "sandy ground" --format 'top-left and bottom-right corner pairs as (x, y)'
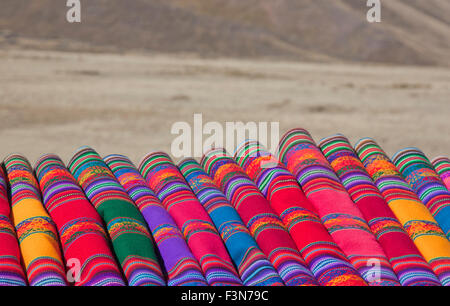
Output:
(0, 48), (449, 166)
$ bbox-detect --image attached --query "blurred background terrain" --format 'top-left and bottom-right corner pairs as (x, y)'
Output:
(0, 0), (449, 163)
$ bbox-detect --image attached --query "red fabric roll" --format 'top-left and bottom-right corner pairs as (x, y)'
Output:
(35, 154), (125, 286)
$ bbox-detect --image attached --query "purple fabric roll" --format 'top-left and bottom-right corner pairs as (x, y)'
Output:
(104, 154), (208, 286)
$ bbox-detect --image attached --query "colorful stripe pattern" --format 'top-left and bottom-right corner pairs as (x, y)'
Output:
(432, 157), (450, 191)
(278, 129), (400, 286)
(68, 147), (165, 286)
(202, 149), (318, 286)
(35, 154), (125, 286)
(104, 154), (208, 286)
(393, 148), (450, 239)
(355, 138), (450, 286)
(319, 135), (440, 286)
(178, 158), (284, 286)
(4, 154), (67, 286)
(0, 166), (27, 286)
(235, 141), (367, 286)
(139, 152), (242, 286)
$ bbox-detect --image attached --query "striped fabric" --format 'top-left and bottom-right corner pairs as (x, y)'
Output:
(104, 154), (208, 286)
(432, 157), (450, 191)
(178, 158), (284, 286)
(139, 152), (242, 286)
(4, 154), (67, 286)
(355, 138), (450, 286)
(393, 148), (450, 239)
(278, 129), (400, 286)
(235, 141), (367, 286)
(319, 135), (440, 286)
(35, 154), (125, 286)
(68, 147), (165, 286)
(0, 166), (27, 286)
(202, 148), (318, 286)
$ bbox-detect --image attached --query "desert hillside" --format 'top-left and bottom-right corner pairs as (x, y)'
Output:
(0, 0), (449, 66)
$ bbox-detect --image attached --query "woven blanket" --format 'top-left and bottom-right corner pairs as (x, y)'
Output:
(4, 154), (67, 286)
(139, 152), (242, 286)
(104, 154), (208, 286)
(178, 158), (284, 286)
(320, 135), (440, 286)
(0, 166), (27, 286)
(35, 154), (125, 286)
(393, 148), (450, 240)
(68, 147), (165, 286)
(202, 148), (317, 286)
(236, 141), (366, 286)
(355, 138), (450, 286)
(278, 129), (400, 286)
(432, 157), (450, 191)
(235, 140), (366, 286)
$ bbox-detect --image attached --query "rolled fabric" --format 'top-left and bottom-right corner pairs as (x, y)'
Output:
(0, 166), (27, 286)
(278, 129), (400, 286)
(319, 135), (440, 286)
(235, 141), (366, 286)
(139, 152), (242, 286)
(178, 158), (284, 286)
(355, 138), (450, 286)
(68, 147), (165, 286)
(103, 154), (208, 286)
(393, 148), (450, 239)
(35, 154), (125, 286)
(432, 157), (450, 191)
(4, 154), (67, 286)
(202, 148), (317, 286)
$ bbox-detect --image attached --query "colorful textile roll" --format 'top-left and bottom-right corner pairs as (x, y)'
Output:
(235, 141), (366, 286)
(0, 166), (27, 286)
(139, 152), (242, 286)
(355, 138), (450, 286)
(319, 135), (440, 286)
(104, 154), (208, 286)
(202, 149), (318, 286)
(432, 157), (450, 191)
(278, 129), (400, 286)
(35, 154), (125, 286)
(68, 147), (165, 286)
(4, 154), (67, 286)
(178, 158), (284, 286)
(393, 148), (450, 240)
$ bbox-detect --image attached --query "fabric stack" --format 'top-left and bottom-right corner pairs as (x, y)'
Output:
(68, 147), (165, 286)
(35, 154), (125, 286)
(0, 128), (449, 286)
(235, 140), (365, 286)
(139, 152), (242, 286)
(319, 135), (440, 286)
(278, 129), (399, 286)
(202, 148), (317, 286)
(104, 154), (207, 286)
(178, 158), (283, 286)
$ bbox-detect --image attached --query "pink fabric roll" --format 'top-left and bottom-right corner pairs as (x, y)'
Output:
(278, 128), (400, 286)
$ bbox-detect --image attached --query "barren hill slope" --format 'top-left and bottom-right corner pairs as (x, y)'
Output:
(0, 0), (449, 66)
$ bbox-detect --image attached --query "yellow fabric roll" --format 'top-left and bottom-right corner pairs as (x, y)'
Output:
(5, 154), (67, 286)
(389, 199), (450, 266)
(11, 198), (62, 268)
